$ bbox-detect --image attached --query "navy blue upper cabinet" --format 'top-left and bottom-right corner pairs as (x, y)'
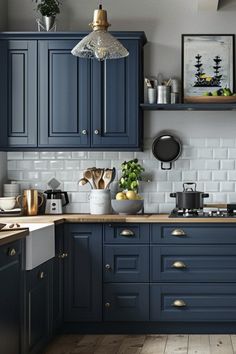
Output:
(38, 40), (90, 148)
(0, 40), (37, 148)
(91, 38), (143, 149)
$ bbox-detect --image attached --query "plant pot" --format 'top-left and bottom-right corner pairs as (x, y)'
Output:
(42, 15), (55, 31)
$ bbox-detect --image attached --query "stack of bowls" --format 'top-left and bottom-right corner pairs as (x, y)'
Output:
(3, 183), (20, 197)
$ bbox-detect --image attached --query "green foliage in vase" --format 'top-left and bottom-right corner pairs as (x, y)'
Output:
(33, 0), (61, 17)
(119, 159), (145, 192)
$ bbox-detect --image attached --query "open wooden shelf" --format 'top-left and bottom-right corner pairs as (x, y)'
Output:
(140, 103), (236, 111)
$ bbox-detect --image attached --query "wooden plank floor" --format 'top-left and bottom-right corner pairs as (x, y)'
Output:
(43, 334), (236, 354)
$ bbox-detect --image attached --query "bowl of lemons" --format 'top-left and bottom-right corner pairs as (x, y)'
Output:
(111, 190), (144, 215)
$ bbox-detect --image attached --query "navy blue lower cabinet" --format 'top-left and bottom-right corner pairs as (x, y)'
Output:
(151, 245), (236, 283)
(0, 240), (23, 354)
(64, 224), (102, 322)
(52, 224), (64, 333)
(150, 283), (236, 322)
(104, 245), (149, 283)
(151, 224), (236, 244)
(104, 224), (149, 243)
(103, 283), (149, 321)
(25, 260), (53, 354)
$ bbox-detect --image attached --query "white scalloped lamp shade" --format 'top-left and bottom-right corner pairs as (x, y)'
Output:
(71, 6), (129, 61)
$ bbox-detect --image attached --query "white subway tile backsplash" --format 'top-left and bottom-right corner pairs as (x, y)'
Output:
(7, 152), (23, 160)
(221, 160), (235, 170)
(212, 171), (227, 181)
(7, 137), (236, 214)
(213, 149), (228, 159)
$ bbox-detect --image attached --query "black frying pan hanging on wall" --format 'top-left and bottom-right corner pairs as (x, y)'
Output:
(152, 134), (182, 170)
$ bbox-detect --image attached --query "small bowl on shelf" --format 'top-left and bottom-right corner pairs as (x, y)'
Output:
(0, 197), (16, 210)
(111, 199), (144, 215)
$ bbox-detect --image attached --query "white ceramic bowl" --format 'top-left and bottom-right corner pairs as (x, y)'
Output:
(0, 197), (16, 210)
(111, 199), (144, 215)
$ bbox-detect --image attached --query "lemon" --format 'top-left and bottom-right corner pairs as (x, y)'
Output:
(116, 192), (127, 200)
(126, 190), (137, 200)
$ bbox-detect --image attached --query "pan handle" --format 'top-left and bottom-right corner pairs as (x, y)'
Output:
(161, 162), (172, 170)
(170, 193), (176, 198)
(202, 193), (209, 198)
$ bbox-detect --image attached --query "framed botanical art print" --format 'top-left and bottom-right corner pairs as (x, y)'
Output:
(182, 34), (235, 102)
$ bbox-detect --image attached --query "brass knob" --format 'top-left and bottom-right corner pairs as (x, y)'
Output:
(8, 248), (16, 257)
(94, 129), (99, 135)
(82, 129), (88, 135)
(172, 299), (187, 308)
(38, 271), (45, 279)
(105, 264), (111, 271)
(171, 229), (186, 237)
(120, 229), (135, 237)
(58, 252), (68, 259)
(171, 261), (187, 269)
(105, 302), (111, 308)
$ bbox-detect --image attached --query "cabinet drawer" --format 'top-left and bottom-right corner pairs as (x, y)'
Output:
(151, 224), (236, 244)
(103, 283), (149, 321)
(0, 240), (21, 267)
(151, 245), (236, 282)
(104, 224), (149, 243)
(104, 245), (149, 282)
(150, 284), (236, 322)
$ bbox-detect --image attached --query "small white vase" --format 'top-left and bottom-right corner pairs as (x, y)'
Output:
(42, 16), (55, 31)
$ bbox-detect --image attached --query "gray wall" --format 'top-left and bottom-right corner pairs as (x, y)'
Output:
(5, 0), (236, 212)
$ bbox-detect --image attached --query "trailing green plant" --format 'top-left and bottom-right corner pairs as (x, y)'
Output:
(119, 159), (145, 192)
(33, 0), (61, 17)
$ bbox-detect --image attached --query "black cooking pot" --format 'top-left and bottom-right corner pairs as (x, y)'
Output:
(170, 182), (209, 210)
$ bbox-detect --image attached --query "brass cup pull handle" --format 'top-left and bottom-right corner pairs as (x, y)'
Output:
(171, 261), (187, 269)
(58, 252), (68, 259)
(120, 229), (135, 237)
(172, 299), (187, 308)
(105, 264), (111, 271)
(8, 248), (16, 257)
(38, 271), (45, 279)
(171, 229), (186, 237)
(105, 302), (111, 308)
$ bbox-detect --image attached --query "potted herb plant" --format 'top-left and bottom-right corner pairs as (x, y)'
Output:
(33, 0), (61, 31)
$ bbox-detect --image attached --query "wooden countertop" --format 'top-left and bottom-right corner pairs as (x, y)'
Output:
(2, 213), (236, 246)
(0, 229), (29, 246)
(2, 213), (236, 224)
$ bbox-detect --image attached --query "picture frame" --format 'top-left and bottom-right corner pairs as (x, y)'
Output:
(182, 34), (235, 102)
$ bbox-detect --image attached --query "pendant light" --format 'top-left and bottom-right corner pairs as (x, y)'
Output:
(71, 2), (129, 61)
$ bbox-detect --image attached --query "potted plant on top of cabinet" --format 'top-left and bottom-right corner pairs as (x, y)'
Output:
(33, 0), (61, 31)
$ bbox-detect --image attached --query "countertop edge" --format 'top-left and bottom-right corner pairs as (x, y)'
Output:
(0, 229), (29, 246)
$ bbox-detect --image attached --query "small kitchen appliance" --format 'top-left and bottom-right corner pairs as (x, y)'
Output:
(169, 204), (236, 218)
(44, 190), (69, 214)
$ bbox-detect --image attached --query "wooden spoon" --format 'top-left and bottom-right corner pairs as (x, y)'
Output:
(93, 169), (104, 189)
(83, 170), (96, 189)
(78, 178), (92, 188)
(102, 169), (113, 190)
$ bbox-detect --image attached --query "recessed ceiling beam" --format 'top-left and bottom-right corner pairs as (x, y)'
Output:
(197, 0), (220, 11)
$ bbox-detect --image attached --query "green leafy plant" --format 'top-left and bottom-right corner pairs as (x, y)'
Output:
(33, 0), (61, 17)
(119, 159), (145, 192)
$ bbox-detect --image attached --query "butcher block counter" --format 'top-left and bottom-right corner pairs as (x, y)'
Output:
(2, 213), (236, 224)
(0, 229), (29, 246)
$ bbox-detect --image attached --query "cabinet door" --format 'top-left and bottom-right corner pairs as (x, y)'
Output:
(52, 224), (64, 333)
(91, 39), (142, 149)
(0, 40), (37, 148)
(38, 40), (90, 148)
(0, 241), (22, 354)
(64, 224), (102, 322)
(104, 283), (149, 321)
(26, 261), (52, 354)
